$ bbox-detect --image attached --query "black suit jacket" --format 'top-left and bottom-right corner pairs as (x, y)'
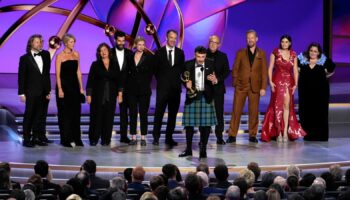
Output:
(18, 50), (51, 96)
(86, 60), (121, 105)
(206, 49), (230, 94)
(184, 59), (215, 105)
(90, 175), (110, 190)
(126, 52), (154, 96)
(154, 46), (185, 94)
(111, 47), (133, 92)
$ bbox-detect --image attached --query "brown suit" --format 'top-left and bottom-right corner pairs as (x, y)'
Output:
(228, 47), (268, 137)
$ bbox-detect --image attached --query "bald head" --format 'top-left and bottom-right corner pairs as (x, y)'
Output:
(208, 35), (221, 53)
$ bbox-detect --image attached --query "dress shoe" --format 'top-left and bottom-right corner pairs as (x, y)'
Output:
(129, 140), (137, 145)
(249, 137), (259, 143)
(41, 138), (54, 144)
(152, 140), (159, 145)
(62, 143), (73, 148)
(75, 141), (84, 146)
(90, 142), (97, 146)
(216, 139), (226, 145)
(199, 151), (207, 159)
(179, 150), (192, 157)
(120, 137), (131, 144)
(165, 139), (178, 146)
(226, 136), (236, 143)
(141, 140), (147, 146)
(33, 139), (48, 146)
(23, 140), (35, 148)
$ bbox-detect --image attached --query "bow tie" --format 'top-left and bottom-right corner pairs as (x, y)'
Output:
(196, 64), (204, 68)
(34, 52), (42, 57)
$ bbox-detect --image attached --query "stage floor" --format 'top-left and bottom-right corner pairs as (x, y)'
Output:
(1, 134), (350, 168)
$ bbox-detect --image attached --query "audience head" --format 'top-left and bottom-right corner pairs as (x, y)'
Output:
(75, 171), (90, 188)
(320, 171), (336, 190)
(111, 190), (126, 200)
(239, 168), (255, 188)
(132, 166), (146, 183)
(214, 164), (229, 182)
(254, 190), (267, 200)
(338, 189), (350, 200)
(299, 173), (316, 187)
(25, 174), (43, 195)
(175, 166), (183, 182)
(225, 185), (240, 200)
(67, 177), (86, 198)
(0, 168), (10, 189)
(196, 171), (209, 188)
(269, 183), (284, 199)
(162, 164), (177, 180)
(247, 162), (261, 182)
(167, 186), (188, 200)
(0, 162), (11, 175)
(81, 160), (96, 176)
(140, 191), (158, 200)
(59, 184), (74, 200)
(287, 165), (301, 179)
(196, 163), (210, 175)
(266, 188), (281, 200)
(286, 175), (299, 192)
(207, 196), (221, 200)
(9, 189), (25, 200)
(304, 184), (325, 200)
(261, 171), (276, 188)
(153, 185), (169, 200)
(273, 176), (286, 188)
(66, 194), (82, 200)
(185, 173), (202, 195)
(34, 160), (49, 178)
(329, 164), (343, 181)
(123, 167), (133, 183)
(233, 177), (248, 199)
(110, 177), (127, 191)
(150, 175), (165, 191)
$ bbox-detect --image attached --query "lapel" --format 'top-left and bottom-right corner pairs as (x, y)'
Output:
(252, 48), (261, 69)
(27, 53), (42, 75)
(136, 53), (146, 67)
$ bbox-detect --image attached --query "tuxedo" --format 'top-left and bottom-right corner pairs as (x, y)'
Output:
(152, 46), (185, 143)
(206, 49), (230, 141)
(18, 50), (51, 144)
(126, 52), (154, 136)
(111, 47), (133, 140)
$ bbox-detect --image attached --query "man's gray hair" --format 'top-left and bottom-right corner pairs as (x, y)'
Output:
(225, 185), (240, 200)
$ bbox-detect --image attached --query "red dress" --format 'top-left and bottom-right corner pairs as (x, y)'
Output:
(261, 48), (306, 142)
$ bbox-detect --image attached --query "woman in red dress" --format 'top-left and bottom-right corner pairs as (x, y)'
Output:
(261, 35), (306, 142)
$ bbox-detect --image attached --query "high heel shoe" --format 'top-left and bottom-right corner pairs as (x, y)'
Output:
(283, 135), (289, 143)
(277, 136), (283, 143)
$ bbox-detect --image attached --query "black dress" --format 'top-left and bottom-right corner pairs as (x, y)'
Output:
(298, 55), (336, 141)
(56, 60), (83, 146)
(86, 60), (121, 145)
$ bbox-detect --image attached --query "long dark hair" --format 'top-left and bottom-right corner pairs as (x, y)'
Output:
(96, 43), (112, 61)
(279, 34), (292, 50)
(303, 42), (323, 60)
(26, 34), (43, 53)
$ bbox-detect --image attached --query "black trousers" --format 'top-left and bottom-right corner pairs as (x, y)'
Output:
(128, 94), (151, 135)
(89, 101), (116, 144)
(119, 95), (129, 139)
(22, 94), (48, 142)
(152, 91), (181, 141)
(214, 92), (225, 139)
(57, 96), (82, 145)
(184, 126), (211, 151)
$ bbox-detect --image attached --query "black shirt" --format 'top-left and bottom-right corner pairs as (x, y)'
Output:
(248, 47), (257, 66)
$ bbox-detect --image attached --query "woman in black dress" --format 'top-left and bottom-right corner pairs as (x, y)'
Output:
(86, 43), (123, 146)
(56, 33), (84, 147)
(127, 37), (154, 146)
(297, 43), (336, 141)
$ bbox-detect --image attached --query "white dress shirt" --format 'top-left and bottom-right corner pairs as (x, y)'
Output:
(115, 48), (125, 70)
(31, 50), (43, 74)
(195, 63), (205, 91)
(166, 45), (175, 67)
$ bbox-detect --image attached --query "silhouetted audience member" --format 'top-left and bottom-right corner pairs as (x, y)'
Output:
(23, 174), (43, 197)
(320, 172), (336, 191)
(238, 168), (255, 196)
(288, 193), (305, 200)
(254, 190), (267, 200)
(261, 172), (276, 188)
(81, 160), (110, 190)
(9, 189), (25, 200)
(233, 177), (248, 199)
(214, 164), (232, 189)
(100, 177), (127, 200)
(286, 175), (299, 192)
(197, 171), (225, 196)
(150, 175), (165, 191)
(67, 171), (90, 198)
(0, 162), (21, 189)
(329, 164), (343, 182)
(299, 173), (316, 187)
(167, 186), (188, 200)
(286, 165), (301, 180)
(124, 167), (133, 183)
(197, 163), (216, 183)
(266, 188), (280, 200)
(153, 185), (169, 200)
(338, 189), (350, 200)
(303, 184), (325, 200)
(140, 191), (158, 200)
(225, 185), (240, 200)
(269, 183), (284, 199)
(162, 164), (179, 189)
(59, 184), (74, 200)
(0, 168), (10, 190)
(185, 173), (203, 200)
(34, 160), (61, 194)
(111, 190), (127, 200)
(248, 162), (261, 182)
(128, 166), (150, 192)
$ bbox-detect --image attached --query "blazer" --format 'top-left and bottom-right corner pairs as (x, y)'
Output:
(125, 52), (154, 96)
(18, 50), (51, 96)
(184, 59), (215, 105)
(111, 47), (133, 91)
(206, 49), (230, 94)
(154, 46), (185, 94)
(232, 47), (268, 92)
(86, 60), (121, 106)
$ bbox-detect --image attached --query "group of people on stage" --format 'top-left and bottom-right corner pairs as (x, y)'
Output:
(18, 29), (335, 159)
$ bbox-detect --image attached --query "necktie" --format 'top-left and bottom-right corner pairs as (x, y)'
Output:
(168, 50), (173, 66)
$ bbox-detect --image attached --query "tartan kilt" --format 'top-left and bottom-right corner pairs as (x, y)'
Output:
(182, 96), (217, 127)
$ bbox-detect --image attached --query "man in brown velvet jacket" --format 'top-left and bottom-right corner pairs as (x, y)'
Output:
(227, 29), (268, 143)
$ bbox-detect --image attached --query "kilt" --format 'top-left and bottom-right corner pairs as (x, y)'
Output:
(182, 96), (217, 127)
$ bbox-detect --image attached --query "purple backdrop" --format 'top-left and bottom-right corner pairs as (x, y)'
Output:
(0, 0), (324, 74)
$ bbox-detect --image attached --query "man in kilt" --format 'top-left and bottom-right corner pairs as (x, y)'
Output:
(179, 46), (218, 159)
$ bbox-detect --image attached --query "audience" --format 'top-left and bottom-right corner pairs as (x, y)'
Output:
(81, 159), (110, 190)
(214, 164), (232, 189)
(329, 164), (343, 182)
(261, 172), (276, 188)
(162, 164), (179, 189)
(167, 186), (188, 200)
(286, 175), (299, 192)
(123, 167), (133, 183)
(153, 185), (169, 200)
(233, 177), (248, 199)
(0, 162), (21, 189)
(299, 173), (316, 187)
(34, 160), (61, 194)
(266, 188), (281, 200)
(185, 173), (203, 200)
(128, 166), (150, 192)
(225, 185), (240, 200)
(287, 165), (301, 180)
